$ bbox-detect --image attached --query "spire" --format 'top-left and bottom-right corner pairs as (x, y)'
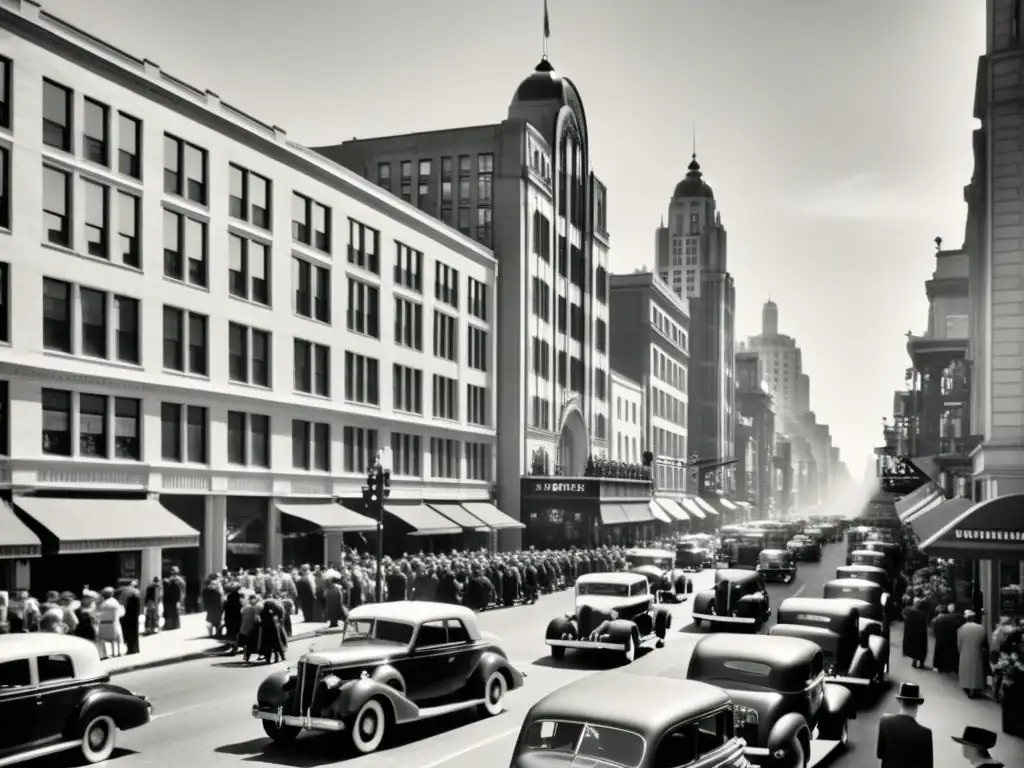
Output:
(692, 121), (696, 157)
(542, 0), (550, 59)
(660, 215), (665, 228)
(687, 153), (702, 176)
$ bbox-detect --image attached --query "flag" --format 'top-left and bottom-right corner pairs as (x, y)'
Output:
(544, 0), (550, 39)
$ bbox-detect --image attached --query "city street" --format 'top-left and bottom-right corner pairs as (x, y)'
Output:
(56, 541), (1021, 768)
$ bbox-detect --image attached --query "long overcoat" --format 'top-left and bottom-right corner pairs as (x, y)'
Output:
(957, 620), (988, 690)
(901, 606), (929, 662)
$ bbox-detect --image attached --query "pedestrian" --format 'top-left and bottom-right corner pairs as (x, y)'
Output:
(876, 682), (932, 768)
(958, 610), (989, 698)
(903, 599), (930, 668)
(933, 603), (964, 673)
(952, 726), (1003, 767)
(118, 579), (142, 655)
(143, 577), (161, 635)
(237, 594), (261, 663)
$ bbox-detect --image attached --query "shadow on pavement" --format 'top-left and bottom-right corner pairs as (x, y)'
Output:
(34, 747), (137, 768)
(530, 646), (655, 670)
(210, 660), (260, 669)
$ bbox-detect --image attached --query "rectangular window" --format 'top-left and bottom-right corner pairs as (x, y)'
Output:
(42, 80), (72, 152)
(118, 192), (141, 268)
(475, 207), (492, 247)
(466, 442), (490, 481)
(117, 113), (141, 179)
(0, 57), (10, 129)
(344, 351), (379, 405)
(390, 432), (421, 477)
(346, 279), (380, 338)
(229, 323), (271, 387)
(79, 287), (107, 359)
(41, 388), (72, 456)
(392, 364), (423, 414)
(377, 162), (391, 189)
(343, 426), (378, 473)
(0, 262), (8, 343)
(114, 396), (141, 460)
(163, 210), (207, 287)
(394, 297), (423, 351)
(163, 135), (207, 204)
(228, 233), (270, 305)
(292, 257), (331, 323)
(42, 278), (72, 353)
(467, 277), (488, 321)
(83, 180), (108, 258)
(292, 419), (331, 471)
(251, 413), (270, 468)
(292, 193), (331, 252)
(227, 410), (247, 465)
(467, 327), (488, 371)
(229, 164), (272, 229)
(430, 437), (460, 479)
(185, 405), (208, 463)
(82, 98), (109, 166)
(293, 339), (330, 396)
(162, 306), (208, 375)
(477, 153), (493, 204)
(467, 384), (488, 427)
(432, 374), (458, 421)
(348, 219), (380, 274)
(187, 312), (208, 375)
(79, 393), (107, 458)
(0, 381), (7, 457)
(43, 167), (71, 247)
(433, 311), (457, 362)
(434, 262), (459, 308)
(0, 146), (8, 230)
(160, 402), (182, 461)
(114, 295), (139, 364)
(394, 242), (423, 292)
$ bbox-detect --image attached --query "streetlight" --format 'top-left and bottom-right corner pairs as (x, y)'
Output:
(365, 447), (393, 603)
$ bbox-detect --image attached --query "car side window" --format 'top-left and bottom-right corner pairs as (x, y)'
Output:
(416, 620), (448, 648)
(445, 619), (471, 644)
(652, 723), (697, 768)
(37, 654), (74, 683)
(0, 659), (32, 689)
(633, 580), (648, 597)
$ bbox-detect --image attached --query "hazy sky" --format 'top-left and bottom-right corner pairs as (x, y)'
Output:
(42, 0), (984, 468)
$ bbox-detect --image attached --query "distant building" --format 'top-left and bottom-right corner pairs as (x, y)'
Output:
(609, 371), (644, 465)
(735, 351), (775, 514)
(745, 300), (804, 429)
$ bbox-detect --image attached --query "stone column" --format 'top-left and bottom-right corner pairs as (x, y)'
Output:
(203, 495), (227, 576)
(266, 499), (282, 568)
(140, 547), (162, 586)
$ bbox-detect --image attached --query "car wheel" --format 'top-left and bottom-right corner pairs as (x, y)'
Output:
(791, 735), (808, 768)
(622, 632), (636, 663)
(80, 714), (117, 764)
(479, 670), (507, 717)
(350, 698), (387, 755)
(262, 720), (301, 743)
(838, 719), (849, 747)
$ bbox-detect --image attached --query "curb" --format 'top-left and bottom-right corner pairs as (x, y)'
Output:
(106, 628), (323, 676)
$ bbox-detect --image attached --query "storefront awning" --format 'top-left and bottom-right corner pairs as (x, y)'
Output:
(903, 492), (946, 524)
(654, 498), (689, 521)
(599, 503), (630, 525)
(918, 493), (1024, 560)
(694, 496), (720, 516)
(895, 482), (945, 521)
(428, 504), (488, 531)
(719, 498), (739, 511)
(680, 497), (706, 520)
(13, 496), (199, 554)
(461, 502), (525, 530)
(0, 502), (41, 558)
(276, 501), (376, 533)
(621, 502), (655, 523)
(648, 500), (672, 523)
(383, 503), (462, 537)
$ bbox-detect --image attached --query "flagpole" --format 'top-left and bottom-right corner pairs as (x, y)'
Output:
(543, 0), (550, 59)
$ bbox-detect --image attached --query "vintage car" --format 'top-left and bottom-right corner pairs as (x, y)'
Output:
(676, 538), (716, 571)
(836, 564), (889, 591)
(625, 548), (695, 603)
(692, 569), (771, 632)
(822, 578), (890, 640)
(682, 634), (855, 765)
(786, 535), (822, 562)
(509, 673), (750, 768)
(769, 598), (889, 689)
(0, 634), (152, 765)
(756, 549), (798, 583)
(726, 531), (766, 569)
(815, 521), (843, 543)
(859, 539), (903, 573)
(252, 602), (524, 754)
(545, 572), (672, 663)
(801, 526), (827, 545)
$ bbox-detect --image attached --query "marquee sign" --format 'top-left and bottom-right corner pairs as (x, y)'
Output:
(954, 529), (1024, 542)
(521, 479), (599, 499)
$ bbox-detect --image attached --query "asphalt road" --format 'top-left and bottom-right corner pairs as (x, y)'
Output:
(49, 540), (922, 768)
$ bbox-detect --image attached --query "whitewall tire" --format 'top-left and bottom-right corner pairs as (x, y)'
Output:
(623, 633), (636, 663)
(80, 715), (117, 764)
(350, 699), (387, 754)
(480, 671), (507, 717)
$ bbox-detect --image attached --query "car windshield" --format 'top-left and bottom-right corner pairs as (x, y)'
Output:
(341, 618), (415, 645)
(578, 582), (630, 597)
(522, 720), (646, 768)
(629, 555), (672, 569)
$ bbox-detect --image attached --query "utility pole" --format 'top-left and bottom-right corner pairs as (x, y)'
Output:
(362, 447), (392, 603)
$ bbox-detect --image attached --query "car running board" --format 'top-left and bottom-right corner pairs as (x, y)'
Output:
(0, 740), (82, 768)
(412, 698), (489, 722)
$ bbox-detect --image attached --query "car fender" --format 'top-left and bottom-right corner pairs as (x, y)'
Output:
(75, 686), (151, 736)
(693, 589), (714, 614)
(369, 663), (407, 695)
(846, 646), (874, 681)
(868, 634), (889, 671)
(474, 651), (525, 691)
(736, 593), (765, 617)
(335, 677), (420, 724)
(256, 669), (294, 708)
(546, 615), (573, 641)
(606, 619), (638, 643)
(766, 712), (809, 762)
(823, 682), (856, 718)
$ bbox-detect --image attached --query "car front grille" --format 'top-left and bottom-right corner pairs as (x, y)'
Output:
(294, 660), (323, 716)
(715, 582), (732, 613)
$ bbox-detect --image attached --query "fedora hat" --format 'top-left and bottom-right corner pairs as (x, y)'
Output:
(952, 726), (997, 750)
(894, 682), (923, 704)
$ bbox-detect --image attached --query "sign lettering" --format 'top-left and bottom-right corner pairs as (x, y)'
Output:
(796, 614), (831, 624)
(954, 528), (1024, 542)
(532, 481), (587, 494)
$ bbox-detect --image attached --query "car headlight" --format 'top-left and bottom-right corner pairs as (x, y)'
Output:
(322, 674), (342, 689)
(609, 609), (619, 620)
(733, 705), (758, 725)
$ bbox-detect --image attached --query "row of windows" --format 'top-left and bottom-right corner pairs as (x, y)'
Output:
(530, 339), (589, 394)
(651, 303), (688, 354)
(654, 427), (686, 463)
(652, 347), (687, 393)
(653, 387), (687, 429)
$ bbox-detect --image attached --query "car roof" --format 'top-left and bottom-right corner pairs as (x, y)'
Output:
(347, 600), (478, 627)
(779, 597), (859, 618)
(527, 672), (731, 734)
(693, 632), (819, 666)
(0, 633), (106, 678)
(827, 577), (882, 591)
(715, 568), (760, 582)
(840, 563), (887, 573)
(577, 572), (647, 586)
(760, 548), (788, 555)
(625, 548), (673, 558)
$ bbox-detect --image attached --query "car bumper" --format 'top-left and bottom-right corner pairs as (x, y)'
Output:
(757, 568), (794, 577)
(252, 705), (345, 732)
(691, 612), (756, 624)
(546, 639), (626, 651)
(830, 675), (871, 686)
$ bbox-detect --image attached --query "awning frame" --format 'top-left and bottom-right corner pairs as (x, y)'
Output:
(694, 496), (719, 516)
(276, 501), (377, 533)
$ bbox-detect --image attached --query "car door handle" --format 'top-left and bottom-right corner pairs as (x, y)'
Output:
(35, 695), (43, 706)
(447, 656), (455, 663)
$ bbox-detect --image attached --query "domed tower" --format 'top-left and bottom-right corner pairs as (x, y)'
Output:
(763, 299), (779, 335)
(673, 154), (715, 200)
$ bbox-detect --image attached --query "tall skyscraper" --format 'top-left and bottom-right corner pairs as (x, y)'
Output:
(655, 155), (736, 483)
(746, 300), (804, 430)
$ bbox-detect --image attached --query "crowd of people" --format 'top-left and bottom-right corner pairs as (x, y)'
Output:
(0, 545), (635, 663)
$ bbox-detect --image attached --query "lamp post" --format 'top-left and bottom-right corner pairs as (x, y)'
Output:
(364, 447), (392, 603)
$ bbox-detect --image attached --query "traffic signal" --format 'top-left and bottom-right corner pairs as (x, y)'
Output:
(382, 468), (392, 498)
(367, 468), (380, 504)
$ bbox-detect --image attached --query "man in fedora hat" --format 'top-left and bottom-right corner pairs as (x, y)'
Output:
(952, 726), (1003, 767)
(876, 682), (932, 768)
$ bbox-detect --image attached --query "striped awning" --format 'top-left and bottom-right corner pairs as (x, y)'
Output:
(648, 500), (672, 523)
(896, 482), (945, 521)
(680, 497), (706, 520)
(0, 502), (41, 558)
(694, 496), (719, 516)
(654, 498), (689, 521)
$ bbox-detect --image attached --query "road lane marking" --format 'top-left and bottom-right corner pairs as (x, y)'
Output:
(792, 585), (806, 598)
(417, 726), (520, 768)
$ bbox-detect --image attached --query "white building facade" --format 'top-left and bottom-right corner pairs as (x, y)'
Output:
(0, 0), (500, 592)
(609, 371), (643, 465)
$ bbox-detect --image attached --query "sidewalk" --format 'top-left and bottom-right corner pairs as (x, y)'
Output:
(103, 611), (326, 676)
(887, 623), (1024, 768)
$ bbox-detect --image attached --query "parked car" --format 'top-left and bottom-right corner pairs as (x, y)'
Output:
(822, 578), (890, 640)
(676, 537), (716, 571)
(802, 526), (828, 546)
(252, 602), (524, 754)
(859, 539), (903, 573)
(836, 563), (890, 592)
(692, 569), (771, 633)
(0, 634), (152, 765)
(625, 547), (695, 603)
(545, 572), (671, 663)
(756, 549), (798, 583)
(684, 634), (855, 766)
(786, 535), (822, 562)
(509, 672), (750, 768)
(769, 597), (889, 688)
(726, 532), (767, 569)
(847, 549), (889, 572)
